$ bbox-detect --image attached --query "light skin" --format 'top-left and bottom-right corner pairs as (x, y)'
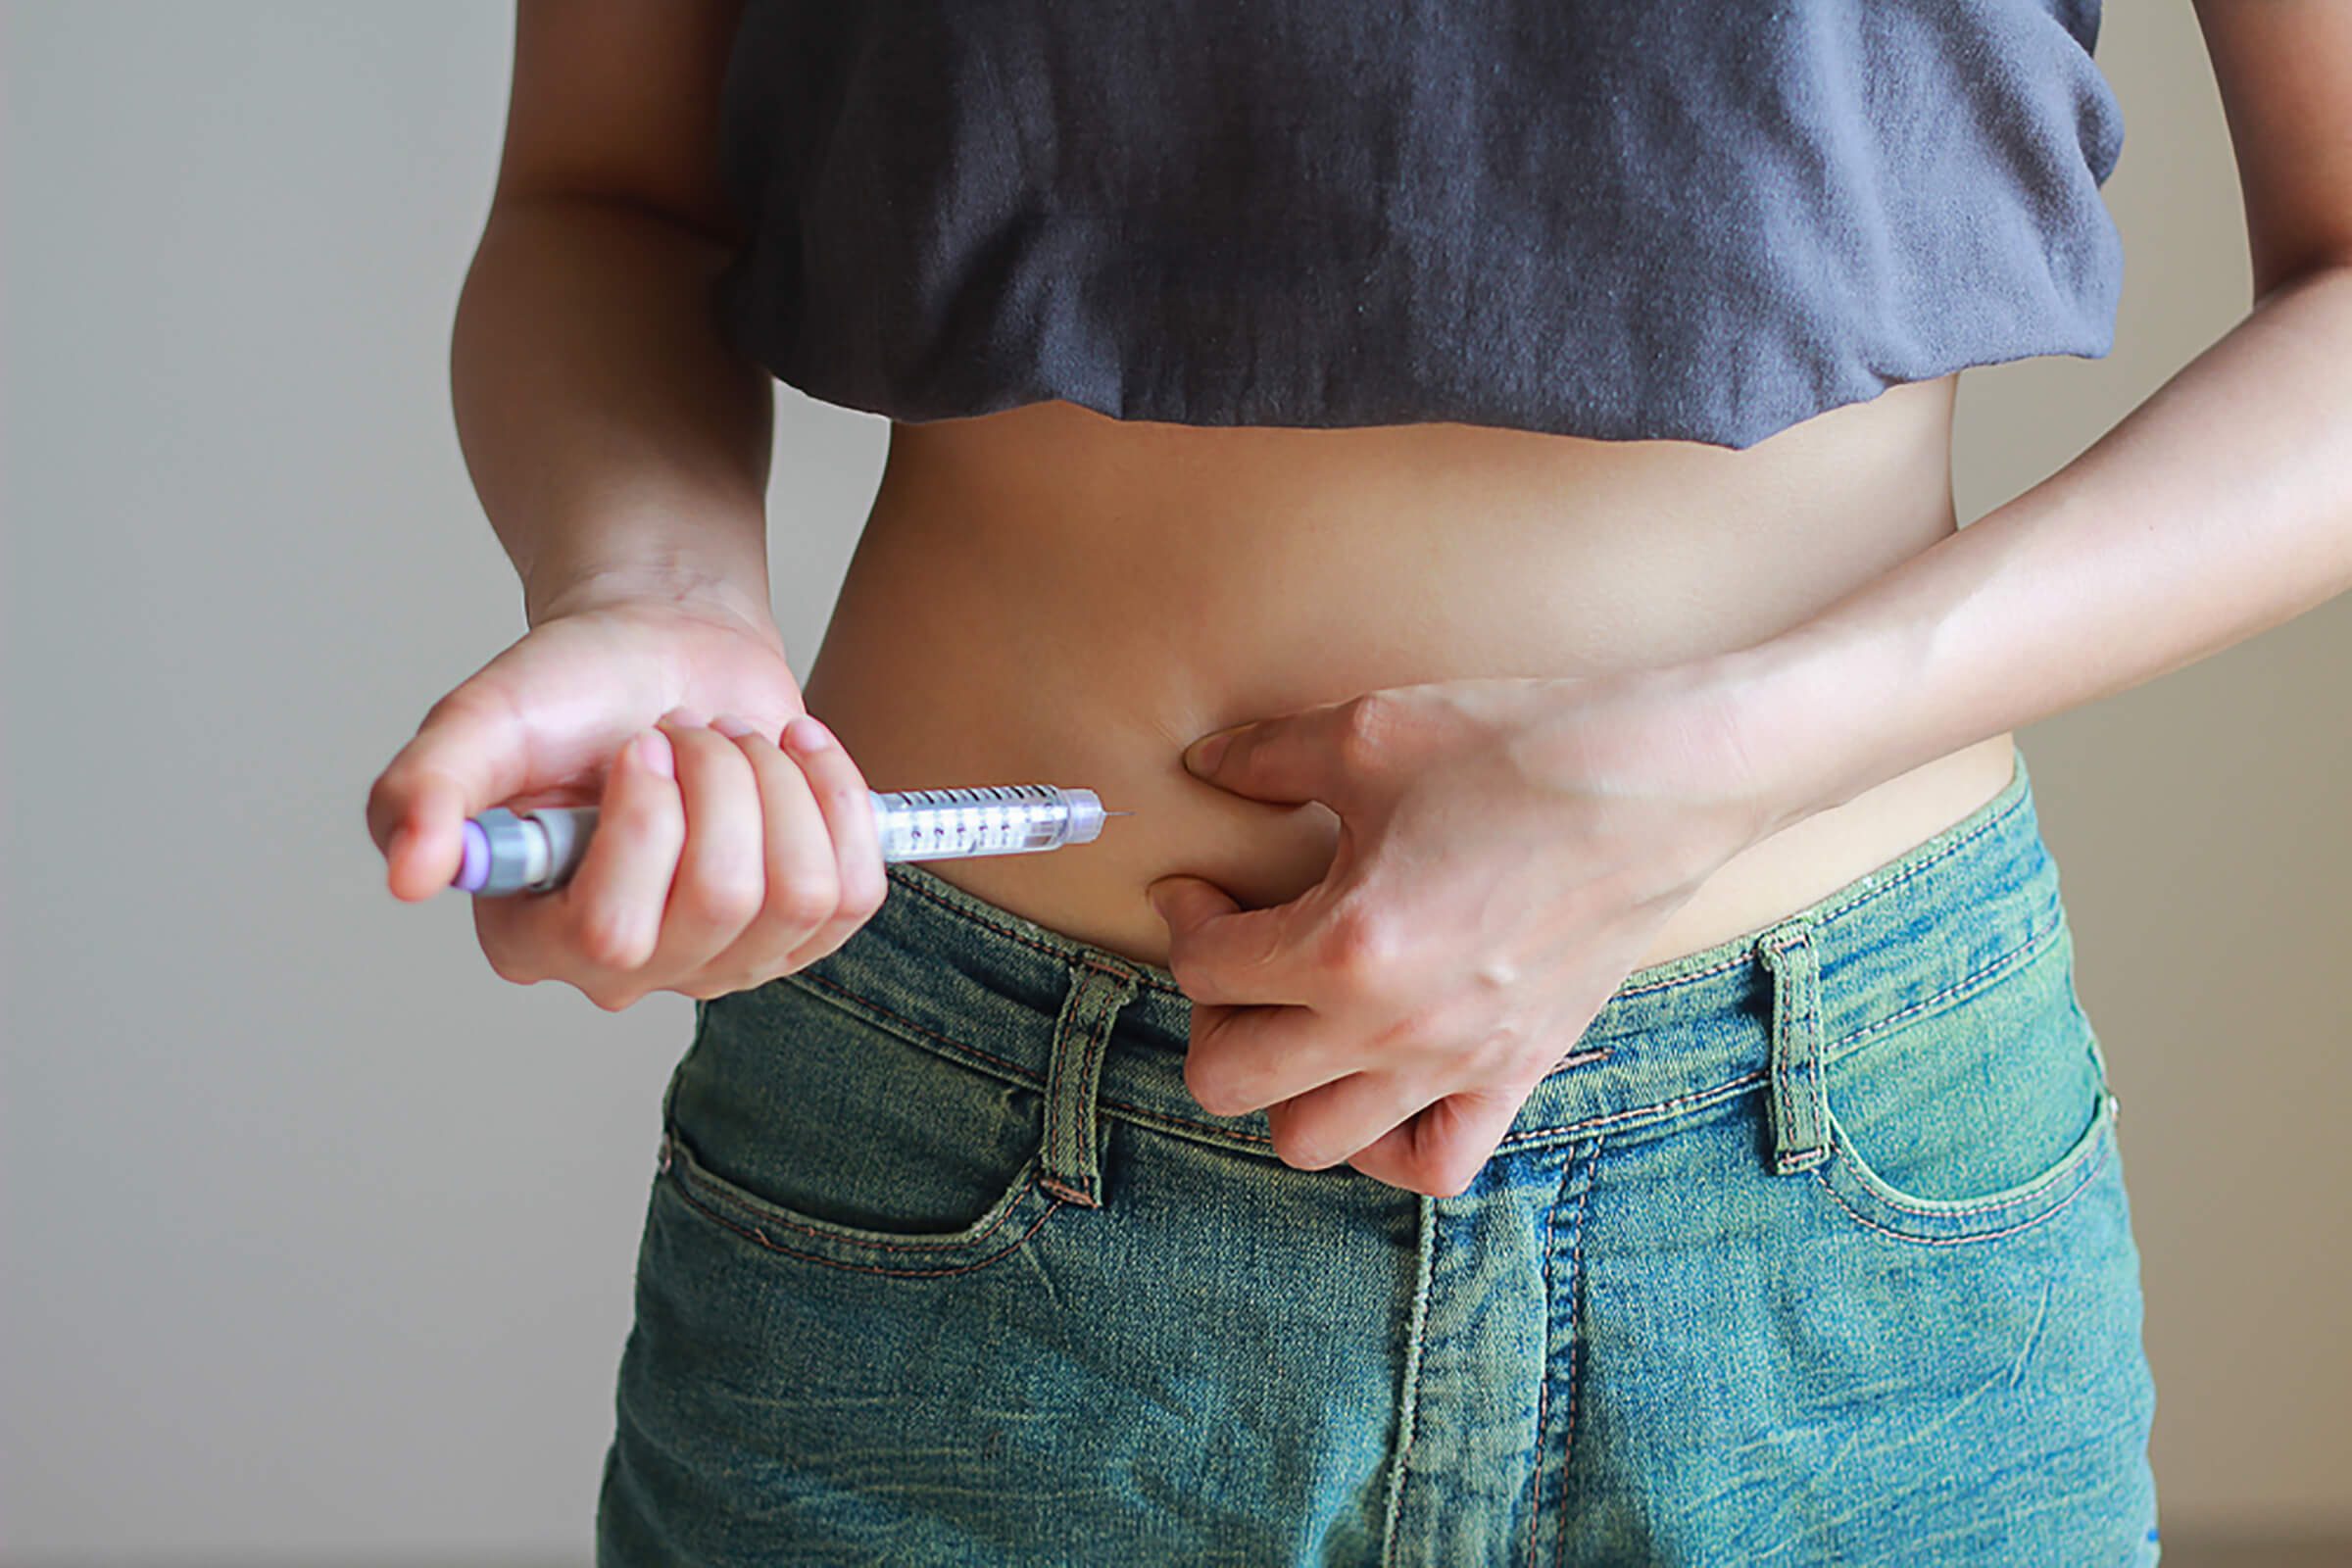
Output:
(369, 0), (2350, 1199)
(368, 0), (895, 1007)
(1146, 0), (2352, 1196)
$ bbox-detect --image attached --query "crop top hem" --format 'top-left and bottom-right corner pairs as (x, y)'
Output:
(717, 284), (2117, 451)
(714, 0), (2128, 453)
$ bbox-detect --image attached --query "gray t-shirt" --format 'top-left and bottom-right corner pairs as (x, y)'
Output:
(711, 0), (2124, 451)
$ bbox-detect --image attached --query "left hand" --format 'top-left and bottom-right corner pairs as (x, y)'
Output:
(1146, 668), (1795, 1198)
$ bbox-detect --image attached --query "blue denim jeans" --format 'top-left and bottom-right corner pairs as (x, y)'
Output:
(597, 743), (2159, 1565)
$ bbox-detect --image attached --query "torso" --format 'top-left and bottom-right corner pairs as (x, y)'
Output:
(799, 377), (2016, 974)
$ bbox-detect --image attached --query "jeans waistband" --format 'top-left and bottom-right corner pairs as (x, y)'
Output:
(781, 742), (2059, 1166)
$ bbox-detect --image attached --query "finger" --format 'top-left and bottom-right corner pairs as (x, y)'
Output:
(1347, 1082), (1530, 1198)
(1263, 1066), (1440, 1173)
(1179, 996), (1387, 1115)
(368, 684), (538, 902)
(1147, 875), (1329, 1007)
(551, 728), (687, 974)
(1181, 691), (1385, 811)
(775, 713), (890, 967)
(646, 717), (769, 976)
(698, 714), (834, 972)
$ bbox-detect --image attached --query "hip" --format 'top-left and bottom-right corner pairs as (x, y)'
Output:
(600, 740), (2158, 1564)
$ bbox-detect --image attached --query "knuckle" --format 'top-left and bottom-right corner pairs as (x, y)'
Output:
(576, 906), (655, 971)
(1412, 1149), (1480, 1199)
(364, 771), (407, 827)
(1320, 903), (1402, 984)
(681, 867), (763, 927)
(419, 681), (499, 731)
(1163, 945), (1210, 998)
(836, 856), (889, 922)
(767, 868), (839, 928)
(769, 950), (820, 981)
(682, 973), (750, 1002)
(580, 980), (641, 1013)
(605, 796), (680, 847)
(482, 947), (538, 987)
(1334, 691), (1400, 769)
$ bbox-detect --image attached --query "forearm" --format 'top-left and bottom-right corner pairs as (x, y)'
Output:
(451, 190), (775, 627)
(1717, 262), (2352, 833)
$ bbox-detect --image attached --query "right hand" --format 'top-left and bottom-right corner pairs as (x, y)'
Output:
(365, 584), (889, 1008)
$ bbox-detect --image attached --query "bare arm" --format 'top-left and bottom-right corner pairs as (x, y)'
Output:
(454, 0), (776, 632)
(1708, 0), (2352, 835)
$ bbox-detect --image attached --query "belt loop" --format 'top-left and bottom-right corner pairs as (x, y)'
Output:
(1756, 917), (1829, 1175)
(1038, 956), (1141, 1207)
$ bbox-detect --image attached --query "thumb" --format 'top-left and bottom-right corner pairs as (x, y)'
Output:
(1145, 874), (1240, 936)
(367, 695), (541, 903)
(1180, 706), (1349, 808)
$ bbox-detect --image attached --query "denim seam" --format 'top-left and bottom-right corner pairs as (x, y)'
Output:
(666, 1143), (1040, 1253)
(876, 766), (2030, 1014)
(790, 968), (1050, 1089)
(1827, 1100), (2113, 1218)
(1098, 1096), (1276, 1148)
(1817, 901), (2064, 1063)
(1380, 1195), (1438, 1568)
(1794, 774), (2031, 928)
(800, 863), (2053, 1164)
(886, 869), (1191, 999)
(665, 1169), (1067, 1276)
(1555, 1138), (1603, 1568)
(1527, 1158), (1568, 1568)
(1811, 1121), (2112, 1247)
(1495, 1071), (1768, 1150)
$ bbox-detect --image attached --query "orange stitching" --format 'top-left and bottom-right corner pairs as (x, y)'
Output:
(1827, 1109), (2110, 1218)
(807, 845), (2053, 1162)
(1096, 1095), (1277, 1146)
(669, 1150), (1036, 1253)
(885, 867), (1190, 998)
(1043, 968), (1128, 1200)
(667, 1168), (1064, 1277)
(1380, 1194), (1437, 1568)
(1526, 1175), (1562, 1568)
(871, 763), (2028, 1021)
(1496, 1071), (1767, 1148)
(1819, 906), (2063, 1059)
(1555, 1138), (1602, 1568)
(1812, 1128), (2112, 1247)
(789, 967), (1044, 1087)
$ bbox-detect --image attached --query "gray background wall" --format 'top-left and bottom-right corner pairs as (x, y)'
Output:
(3, 3), (2343, 1561)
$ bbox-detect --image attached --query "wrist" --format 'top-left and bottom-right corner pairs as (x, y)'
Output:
(523, 553), (775, 637)
(1687, 619), (1918, 838)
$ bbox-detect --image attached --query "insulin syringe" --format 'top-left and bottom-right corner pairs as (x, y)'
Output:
(450, 785), (1129, 896)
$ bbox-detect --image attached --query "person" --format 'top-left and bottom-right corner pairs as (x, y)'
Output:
(366, 3), (2352, 1562)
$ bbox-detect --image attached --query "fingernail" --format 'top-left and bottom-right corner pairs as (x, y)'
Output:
(709, 713), (760, 740)
(1184, 730), (1235, 775)
(783, 714), (833, 753)
(636, 728), (675, 779)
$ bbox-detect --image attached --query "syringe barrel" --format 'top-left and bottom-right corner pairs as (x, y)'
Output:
(453, 786), (1110, 896)
(868, 785), (1105, 862)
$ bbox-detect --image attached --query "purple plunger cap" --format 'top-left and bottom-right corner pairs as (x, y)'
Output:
(456, 818), (490, 892)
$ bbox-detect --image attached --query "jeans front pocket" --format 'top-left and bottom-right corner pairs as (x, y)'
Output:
(1813, 918), (2119, 1247)
(655, 967), (1065, 1276)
